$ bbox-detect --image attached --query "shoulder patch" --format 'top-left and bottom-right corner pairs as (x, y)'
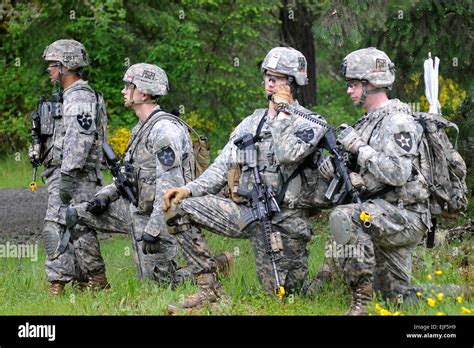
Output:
(394, 132), (413, 152)
(295, 128), (315, 143)
(77, 111), (93, 130)
(157, 146), (176, 166)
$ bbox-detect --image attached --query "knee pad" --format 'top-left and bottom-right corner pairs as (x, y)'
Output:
(42, 221), (65, 259)
(66, 206), (78, 229)
(329, 208), (353, 245)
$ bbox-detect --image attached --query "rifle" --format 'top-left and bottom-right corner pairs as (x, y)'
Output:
(29, 92), (62, 191)
(273, 102), (371, 227)
(234, 133), (285, 299)
(29, 96), (46, 191)
(323, 128), (371, 228)
(102, 143), (143, 279)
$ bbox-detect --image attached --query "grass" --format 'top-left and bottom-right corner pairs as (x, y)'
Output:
(0, 154), (471, 315)
(0, 151), (112, 189)
(0, 218), (471, 316)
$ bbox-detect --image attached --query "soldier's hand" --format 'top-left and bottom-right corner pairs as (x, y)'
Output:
(86, 195), (110, 215)
(59, 173), (75, 204)
(142, 232), (160, 254)
(349, 172), (366, 190)
(162, 187), (191, 212)
(271, 85), (294, 112)
(28, 144), (41, 165)
(318, 156), (335, 180)
(337, 125), (366, 154)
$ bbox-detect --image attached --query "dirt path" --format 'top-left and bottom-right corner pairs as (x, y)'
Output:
(0, 187), (47, 243)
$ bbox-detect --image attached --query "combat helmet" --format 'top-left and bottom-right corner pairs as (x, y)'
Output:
(43, 39), (89, 70)
(261, 47), (308, 86)
(123, 63), (169, 96)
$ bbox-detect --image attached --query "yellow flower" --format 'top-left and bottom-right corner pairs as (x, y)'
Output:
(435, 270), (443, 276)
(436, 312), (444, 316)
(457, 296), (463, 304)
(427, 274), (433, 281)
(416, 292), (422, 297)
(461, 307), (472, 314)
(437, 293), (444, 301)
(375, 303), (382, 311)
(427, 298), (436, 307)
(379, 309), (391, 316)
(392, 311), (401, 316)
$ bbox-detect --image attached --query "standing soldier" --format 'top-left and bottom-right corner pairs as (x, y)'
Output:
(28, 39), (108, 296)
(162, 47), (330, 310)
(325, 47), (432, 315)
(66, 63), (230, 295)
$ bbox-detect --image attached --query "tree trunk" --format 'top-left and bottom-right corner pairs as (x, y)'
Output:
(279, 0), (317, 107)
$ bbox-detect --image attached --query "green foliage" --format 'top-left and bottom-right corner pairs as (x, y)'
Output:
(0, 0), (282, 156)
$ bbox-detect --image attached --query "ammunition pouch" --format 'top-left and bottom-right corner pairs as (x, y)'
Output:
(137, 174), (156, 215)
(226, 165), (242, 203)
(163, 203), (192, 235)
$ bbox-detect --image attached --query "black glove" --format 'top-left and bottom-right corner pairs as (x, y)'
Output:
(59, 173), (75, 204)
(86, 195), (110, 215)
(142, 232), (160, 255)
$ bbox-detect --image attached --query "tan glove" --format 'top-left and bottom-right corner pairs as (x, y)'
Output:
(349, 172), (366, 190)
(318, 156), (335, 180)
(337, 125), (366, 154)
(162, 187), (191, 212)
(271, 85), (294, 112)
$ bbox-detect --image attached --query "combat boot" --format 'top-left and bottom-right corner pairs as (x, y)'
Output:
(166, 273), (220, 315)
(87, 273), (111, 291)
(346, 282), (373, 316)
(49, 281), (66, 297)
(215, 251), (233, 277)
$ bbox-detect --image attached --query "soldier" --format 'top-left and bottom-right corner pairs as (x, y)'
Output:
(66, 63), (230, 298)
(28, 39), (108, 296)
(162, 47), (329, 307)
(322, 47), (432, 315)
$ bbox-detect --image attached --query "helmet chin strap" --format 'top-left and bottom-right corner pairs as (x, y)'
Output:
(125, 88), (157, 108)
(56, 65), (81, 86)
(356, 80), (387, 107)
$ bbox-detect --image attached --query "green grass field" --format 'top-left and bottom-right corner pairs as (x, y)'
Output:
(0, 220), (471, 316)
(0, 155), (471, 315)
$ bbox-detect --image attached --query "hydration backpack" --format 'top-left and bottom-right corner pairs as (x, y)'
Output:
(413, 112), (468, 217)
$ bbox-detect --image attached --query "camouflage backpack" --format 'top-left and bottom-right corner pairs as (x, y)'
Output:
(161, 114), (210, 178)
(414, 112), (468, 216)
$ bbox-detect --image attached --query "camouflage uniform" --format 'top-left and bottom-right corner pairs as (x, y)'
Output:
(69, 64), (217, 284)
(33, 40), (107, 290)
(331, 48), (431, 310)
(176, 106), (327, 294)
(166, 48), (329, 295)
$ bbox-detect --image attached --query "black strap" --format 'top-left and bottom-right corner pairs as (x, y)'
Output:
(426, 218), (436, 248)
(120, 108), (162, 162)
(276, 166), (303, 205)
(254, 111), (267, 141)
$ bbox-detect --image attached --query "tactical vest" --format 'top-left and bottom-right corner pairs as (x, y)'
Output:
(124, 111), (195, 215)
(236, 108), (329, 210)
(42, 82), (107, 183)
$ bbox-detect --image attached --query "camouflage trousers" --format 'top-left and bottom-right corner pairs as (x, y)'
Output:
(175, 195), (313, 295)
(329, 198), (430, 301)
(43, 167), (105, 283)
(73, 197), (216, 284)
